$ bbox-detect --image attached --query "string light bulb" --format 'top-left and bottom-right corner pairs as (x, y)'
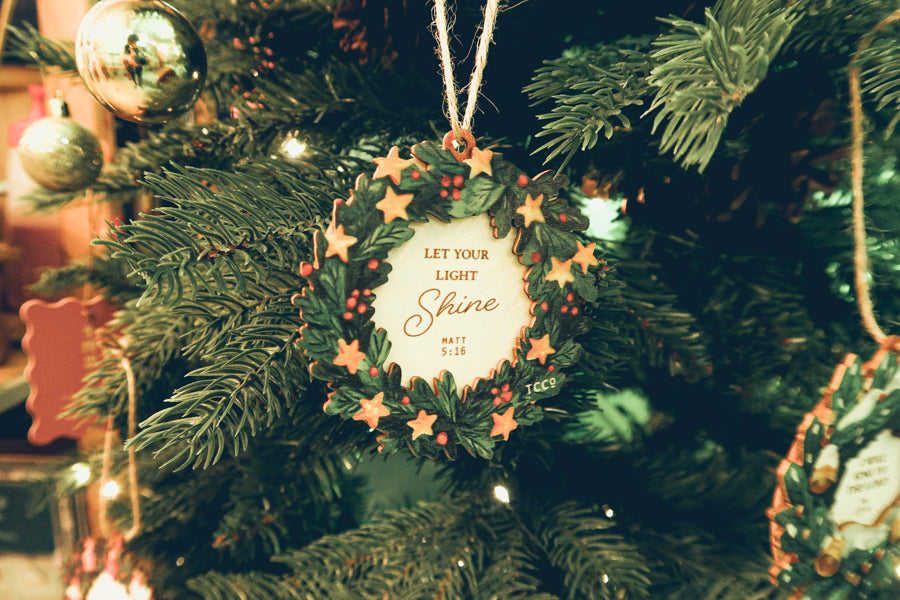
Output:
(493, 484), (510, 504)
(101, 480), (121, 499)
(270, 129), (309, 164)
(71, 463), (91, 485)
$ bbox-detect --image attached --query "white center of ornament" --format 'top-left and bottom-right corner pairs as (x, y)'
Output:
(370, 214), (533, 387)
(830, 431), (900, 548)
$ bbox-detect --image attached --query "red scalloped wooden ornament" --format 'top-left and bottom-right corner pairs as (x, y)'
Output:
(20, 296), (116, 445)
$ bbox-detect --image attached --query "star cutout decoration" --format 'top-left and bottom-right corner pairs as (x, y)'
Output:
(545, 257), (574, 288)
(571, 241), (599, 274)
(332, 338), (366, 374)
(407, 409), (437, 440)
(375, 186), (415, 223)
(353, 392), (390, 428)
(373, 146), (413, 185)
(516, 193), (545, 227)
(526, 333), (556, 364)
(323, 224), (357, 263)
(490, 407), (518, 441)
(464, 147), (494, 178)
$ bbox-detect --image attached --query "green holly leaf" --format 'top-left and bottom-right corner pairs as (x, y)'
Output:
(548, 339), (581, 367)
(456, 428), (496, 459)
(450, 177), (506, 218)
(781, 462), (809, 505)
(408, 376), (438, 410)
(368, 327), (391, 368)
(434, 371), (460, 419)
(410, 141), (459, 171)
(355, 222), (414, 260)
(489, 188), (519, 240)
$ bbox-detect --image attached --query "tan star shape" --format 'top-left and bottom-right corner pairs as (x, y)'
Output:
(375, 186), (415, 223)
(545, 257), (574, 288)
(407, 409), (437, 440)
(490, 407), (518, 441)
(323, 224), (357, 263)
(373, 146), (413, 185)
(571, 241), (599, 274)
(333, 338), (366, 374)
(353, 392), (390, 428)
(516, 193), (545, 227)
(526, 333), (556, 364)
(464, 147), (494, 178)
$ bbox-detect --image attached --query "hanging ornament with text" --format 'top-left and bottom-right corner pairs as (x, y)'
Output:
(296, 0), (605, 459)
(768, 345), (900, 599)
(75, 0), (207, 124)
(295, 135), (603, 459)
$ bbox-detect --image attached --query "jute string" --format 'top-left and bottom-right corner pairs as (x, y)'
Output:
(97, 339), (142, 542)
(432, 0), (501, 140)
(849, 9), (900, 349)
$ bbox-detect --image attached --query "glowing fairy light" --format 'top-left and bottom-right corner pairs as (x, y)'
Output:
(101, 480), (121, 499)
(493, 484), (510, 504)
(71, 463), (91, 485)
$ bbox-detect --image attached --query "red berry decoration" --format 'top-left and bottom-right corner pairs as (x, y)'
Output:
(566, 293), (574, 302)
(517, 174), (528, 187)
(357, 303), (367, 314)
(440, 190), (449, 198)
(411, 170), (421, 180)
(452, 189), (461, 201)
(441, 175), (452, 187)
(453, 174), (464, 187)
(351, 289), (360, 297)
(368, 367), (379, 377)
(531, 252), (541, 263)
(367, 259), (379, 270)
(436, 432), (448, 445)
(343, 311), (353, 320)
(300, 263), (314, 277)
(346, 297), (358, 309)
(559, 213), (569, 223)
(363, 289), (372, 297)
(401, 396), (410, 405)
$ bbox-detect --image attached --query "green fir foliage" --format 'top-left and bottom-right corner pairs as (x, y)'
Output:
(11, 0), (900, 599)
(646, 0), (803, 171)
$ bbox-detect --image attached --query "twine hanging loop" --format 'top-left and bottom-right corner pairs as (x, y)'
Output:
(848, 9), (900, 346)
(432, 0), (502, 142)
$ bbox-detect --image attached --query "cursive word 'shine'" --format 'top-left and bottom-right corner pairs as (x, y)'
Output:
(403, 289), (498, 337)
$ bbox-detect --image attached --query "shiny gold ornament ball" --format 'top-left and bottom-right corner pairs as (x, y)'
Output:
(18, 98), (103, 192)
(75, 0), (207, 124)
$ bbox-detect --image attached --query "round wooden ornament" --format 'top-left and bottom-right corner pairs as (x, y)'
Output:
(295, 134), (605, 459)
(768, 344), (900, 599)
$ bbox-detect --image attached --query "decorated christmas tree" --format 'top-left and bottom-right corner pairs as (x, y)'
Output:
(7, 0), (900, 598)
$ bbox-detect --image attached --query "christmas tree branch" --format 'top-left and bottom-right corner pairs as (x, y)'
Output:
(647, 0), (803, 172)
(534, 501), (651, 600)
(526, 46), (653, 170)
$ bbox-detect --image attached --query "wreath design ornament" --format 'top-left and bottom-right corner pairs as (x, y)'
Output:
(295, 132), (606, 459)
(768, 344), (900, 599)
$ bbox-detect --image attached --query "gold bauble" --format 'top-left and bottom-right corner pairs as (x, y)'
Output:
(75, 0), (207, 123)
(18, 98), (103, 192)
